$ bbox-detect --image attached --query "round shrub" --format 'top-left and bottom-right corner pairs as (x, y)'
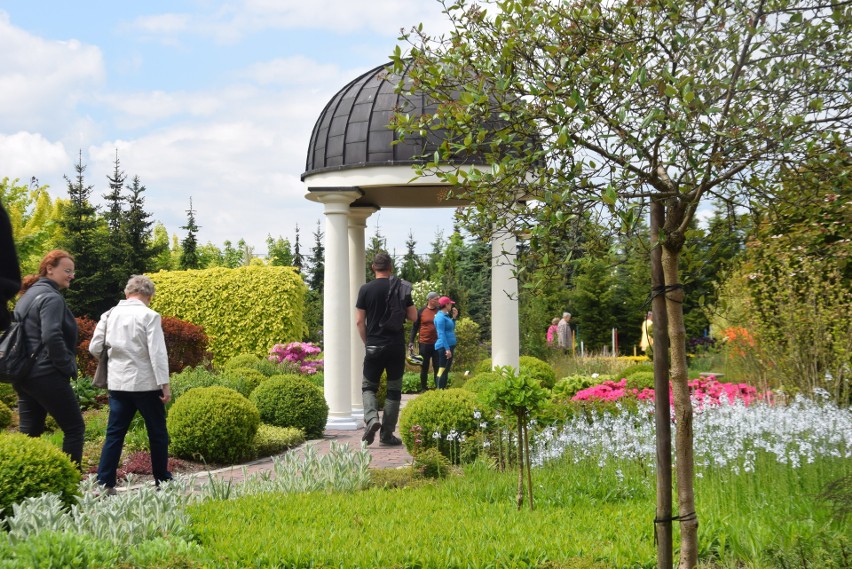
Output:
(222, 367), (266, 394)
(399, 389), (485, 463)
(552, 375), (610, 399)
(0, 432), (80, 514)
(249, 375), (329, 439)
(0, 401), (12, 429)
(626, 370), (656, 391)
(167, 386), (260, 464)
(519, 355), (557, 389)
(461, 371), (503, 394)
(475, 357), (557, 389)
(224, 353), (282, 376)
(252, 424), (305, 458)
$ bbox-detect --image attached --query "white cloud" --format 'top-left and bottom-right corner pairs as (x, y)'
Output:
(0, 13), (104, 134)
(0, 132), (69, 187)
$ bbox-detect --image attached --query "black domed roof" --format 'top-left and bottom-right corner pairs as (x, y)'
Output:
(302, 60), (488, 180)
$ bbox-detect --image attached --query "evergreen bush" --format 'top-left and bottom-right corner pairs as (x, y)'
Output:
(399, 389), (484, 463)
(0, 401), (12, 429)
(552, 375), (607, 399)
(519, 355), (557, 389)
(0, 382), (16, 407)
(249, 376), (329, 439)
(221, 367), (266, 395)
(169, 366), (221, 401)
(167, 386), (260, 464)
(252, 424), (305, 458)
(461, 371), (503, 394)
(0, 433), (80, 515)
(224, 353), (286, 377)
(625, 371), (656, 391)
(453, 317), (485, 373)
(475, 356), (557, 389)
(618, 363), (654, 379)
(150, 266), (308, 366)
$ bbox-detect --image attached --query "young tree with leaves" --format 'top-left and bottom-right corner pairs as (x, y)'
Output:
(266, 234), (294, 267)
(393, 2), (850, 565)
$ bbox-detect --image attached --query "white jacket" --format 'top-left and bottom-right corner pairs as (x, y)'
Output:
(89, 298), (169, 391)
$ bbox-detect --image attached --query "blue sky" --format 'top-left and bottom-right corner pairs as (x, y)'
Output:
(0, 0), (457, 256)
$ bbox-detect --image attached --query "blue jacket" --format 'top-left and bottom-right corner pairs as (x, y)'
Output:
(433, 310), (457, 351)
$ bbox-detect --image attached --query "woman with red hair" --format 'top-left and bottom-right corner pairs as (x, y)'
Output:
(13, 249), (85, 469)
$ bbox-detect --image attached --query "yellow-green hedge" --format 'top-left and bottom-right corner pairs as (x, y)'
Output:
(149, 266), (308, 366)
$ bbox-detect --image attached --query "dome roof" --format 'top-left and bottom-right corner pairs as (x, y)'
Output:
(302, 60), (488, 180)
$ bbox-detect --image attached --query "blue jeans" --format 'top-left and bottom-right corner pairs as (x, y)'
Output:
(97, 390), (171, 488)
(436, 345), (455, 389)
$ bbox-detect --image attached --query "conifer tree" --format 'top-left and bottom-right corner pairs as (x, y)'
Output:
(399, 231), (423, 283)
(179, 198), (201, 270)
(124, 175), (157, 275)
(307, 220), (324, 291)
(57, 151), (112, 317)
(293, 224), (304, 273)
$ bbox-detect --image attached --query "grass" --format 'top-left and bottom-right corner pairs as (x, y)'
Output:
(188, 452), (849, 568)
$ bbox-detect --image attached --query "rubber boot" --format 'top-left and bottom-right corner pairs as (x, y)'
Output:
(380, 398), (400, 441)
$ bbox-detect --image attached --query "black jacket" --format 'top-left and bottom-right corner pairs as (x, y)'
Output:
(14, 278), (78, 380)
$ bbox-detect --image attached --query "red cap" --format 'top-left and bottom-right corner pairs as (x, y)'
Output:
(438, 296), (455, 306)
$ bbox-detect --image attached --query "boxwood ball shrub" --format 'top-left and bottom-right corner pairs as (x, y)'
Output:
(0, 382), (16, 407)
(222, 367), (266, 394)
(169, 366), (221, 401)
(626, 370), (656, 391)
(619, 362), (654, 379)
(167, 386), (260, 464)
(0, 432), (80, 514)
(250, 375), (328, 439)
(475, 357), (557, 389)
(399, 389), (484, 462)
(252, 424), (305, 458)
(461, 371), (503, 394)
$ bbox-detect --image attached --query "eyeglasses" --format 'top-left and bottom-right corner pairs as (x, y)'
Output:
(63, 269), (75, 275)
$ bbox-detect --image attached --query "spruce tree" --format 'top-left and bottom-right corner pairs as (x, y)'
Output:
(293, 224), (304, 273)
(307, 220), (324, 291)
(399, 231), (423, 283)
(102, 151), (131, 290)
(57, 151), (113, 317)
(124, 175), (157, 275)
(179, 198), (201, 270)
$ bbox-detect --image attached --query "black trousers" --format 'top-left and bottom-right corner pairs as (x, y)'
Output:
(15, 374), (85, 468)
(418, 343), (440, 390)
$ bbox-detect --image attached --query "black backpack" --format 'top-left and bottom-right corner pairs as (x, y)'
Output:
(0, 294), (45, 383)
(378, 276), (411, 333)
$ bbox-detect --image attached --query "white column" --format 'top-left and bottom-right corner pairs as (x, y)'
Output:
(313, 190), (361, 431)
(491, 227), (520, 371)
(348, 206), (377, 422)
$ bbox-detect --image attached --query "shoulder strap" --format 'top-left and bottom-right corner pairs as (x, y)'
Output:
(17, 293), (46, 321)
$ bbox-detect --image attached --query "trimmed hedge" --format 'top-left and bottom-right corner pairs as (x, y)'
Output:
(150, 266), (308, 366)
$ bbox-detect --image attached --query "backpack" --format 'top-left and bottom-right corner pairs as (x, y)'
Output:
(378, 276), (411, 333)
(0, 294), (45, 383)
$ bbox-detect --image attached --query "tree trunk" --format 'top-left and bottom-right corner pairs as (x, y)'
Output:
(516, 414), (524, 510)
(651, 202), (673, 569)
(524, 418), (534, 511)
(662, 244), (699, 569)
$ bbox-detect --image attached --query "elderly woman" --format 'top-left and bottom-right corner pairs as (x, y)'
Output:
(14, 249), (85, 469)
(90, 275), (172, 492)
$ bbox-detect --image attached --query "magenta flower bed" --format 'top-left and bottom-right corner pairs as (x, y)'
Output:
(268, 341), (324, 374)
(572, 376), (768, 406)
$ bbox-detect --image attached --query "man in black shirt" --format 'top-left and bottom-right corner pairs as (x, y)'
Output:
(355, 252), (416, 446)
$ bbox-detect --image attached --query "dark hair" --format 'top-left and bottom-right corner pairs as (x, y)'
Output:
(21, 249), (74, 293)
(371, 251), (392, 272)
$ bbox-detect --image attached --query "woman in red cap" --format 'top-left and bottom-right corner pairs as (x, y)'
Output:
(433, 296), (457, 389)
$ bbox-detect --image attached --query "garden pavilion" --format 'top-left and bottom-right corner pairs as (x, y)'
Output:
(303, 61), (520, 430)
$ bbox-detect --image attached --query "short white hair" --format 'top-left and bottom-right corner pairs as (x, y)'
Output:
(124, 275), (155, 297)
(563, 312), (571, 318)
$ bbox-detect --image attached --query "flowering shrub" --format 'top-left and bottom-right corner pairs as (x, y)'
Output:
(572, 376), (769, 407)
(268, 342), (324, 375)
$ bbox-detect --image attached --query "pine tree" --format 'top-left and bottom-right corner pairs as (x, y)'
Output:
(307, 220), (324, 291)
(57, 151), (113, 317)
(124, 175), (156, 275)
(179, 198), (201, 270)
